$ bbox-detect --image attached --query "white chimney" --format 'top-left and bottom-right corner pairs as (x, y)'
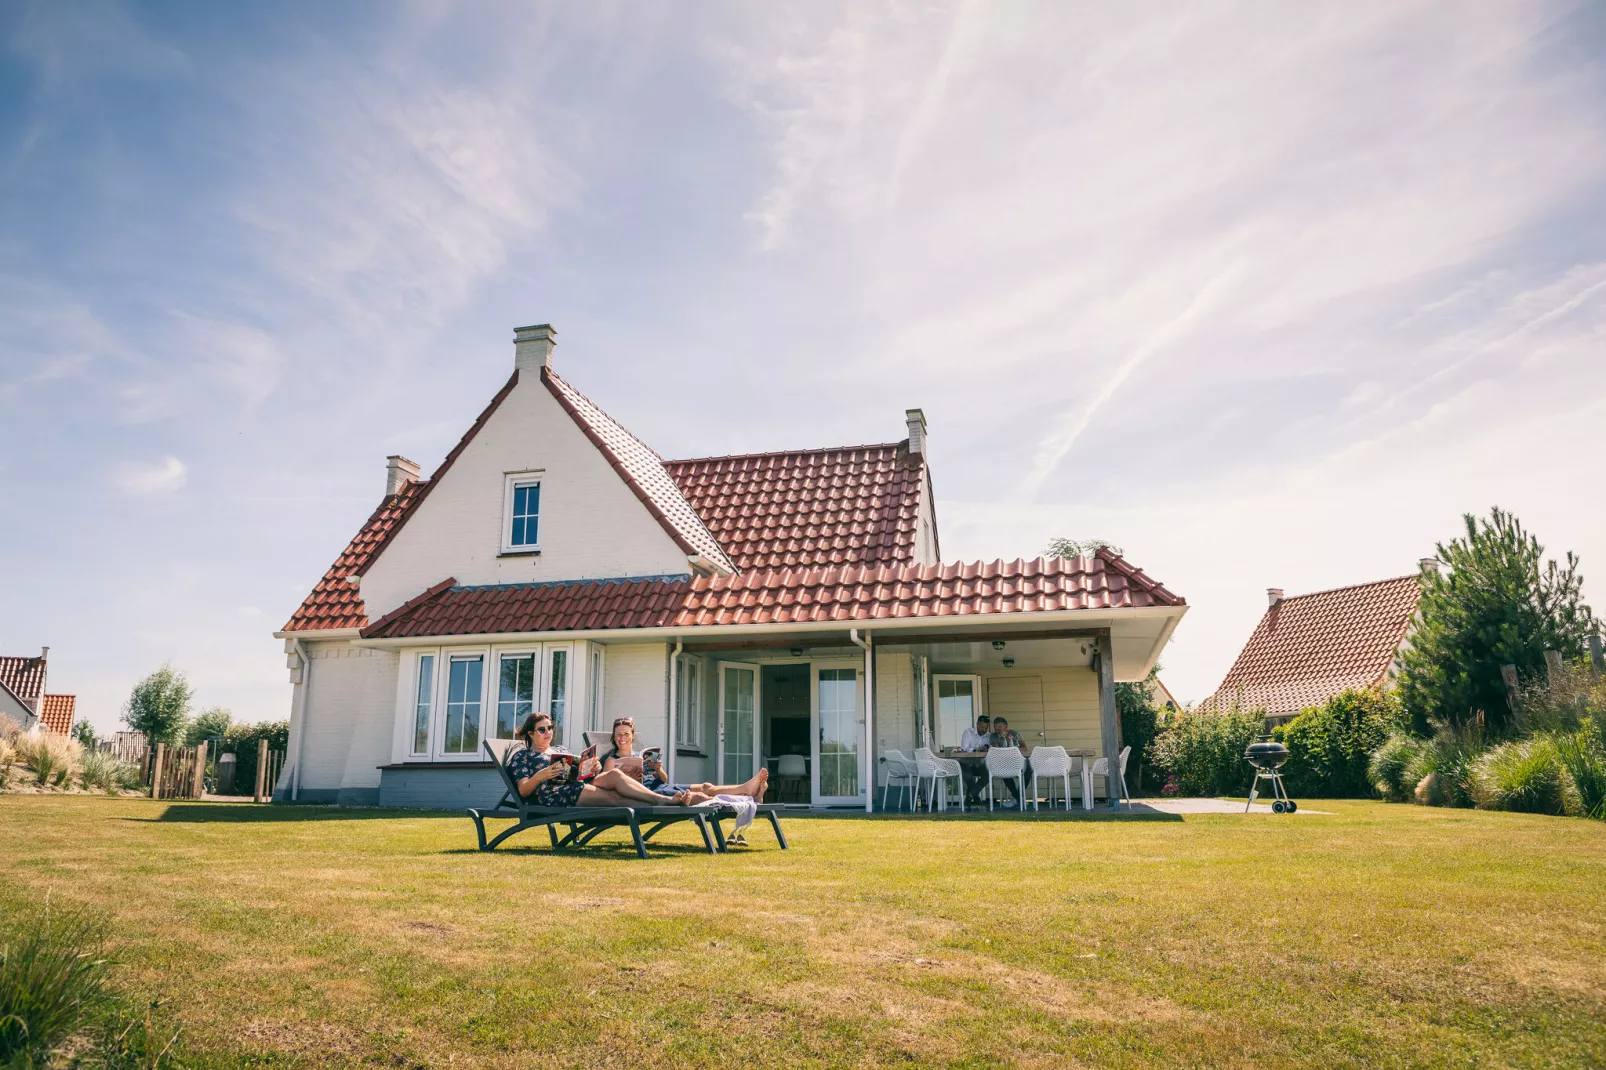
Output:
(385, 455), (421, 497)
(1267, 588), (1285, 608)
(514, 323), (557, 376)
(1419, 557), (1441, 575)
(905, 408), (927, 456)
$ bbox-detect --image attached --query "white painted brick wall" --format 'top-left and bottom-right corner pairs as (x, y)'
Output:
(602, 641), (669, 753)
(298, 643), (398, 791)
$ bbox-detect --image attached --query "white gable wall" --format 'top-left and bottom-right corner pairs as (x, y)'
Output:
(362, 372), (692, 622)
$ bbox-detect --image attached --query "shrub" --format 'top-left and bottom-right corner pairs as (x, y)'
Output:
(185, 706), (233, 748)
(15, 734), (82, 787)
(1368, 733), (1423, 801)
(1469, 736), (1572, 815)
(1116, 673), (1162, 793)
(1151, 708), (1266, 796)
(0, 902), (111, 1062)
(1551, 721), (1606, 820)
(219, 720), (289, 795)
(1404, 719), (1485, 807)
(78, 750), (123, 795)
(1273, 689), (1396, 797)
(0, 737), (15, 791)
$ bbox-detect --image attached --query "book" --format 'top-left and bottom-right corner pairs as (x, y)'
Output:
(546, 743), (599, 784)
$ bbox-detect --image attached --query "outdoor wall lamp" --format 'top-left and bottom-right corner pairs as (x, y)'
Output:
(790, 647), (804, 657)
(1002, 657), (1016, 668)
(992, 640), (1006, 650)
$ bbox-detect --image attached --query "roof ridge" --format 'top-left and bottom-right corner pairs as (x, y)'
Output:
(664, 441), (910, 467)
(1273, 574), (1421, 603)
(451, 574), (691, 593)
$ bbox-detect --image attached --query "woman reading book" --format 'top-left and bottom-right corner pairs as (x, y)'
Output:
(507, 713), (694, 808)
(600, 717), (768, 802)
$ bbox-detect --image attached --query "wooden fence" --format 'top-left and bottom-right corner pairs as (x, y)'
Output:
(252, 741), (287, 803)
(148, 741), (207, 800)
(100, 732), (149, 766)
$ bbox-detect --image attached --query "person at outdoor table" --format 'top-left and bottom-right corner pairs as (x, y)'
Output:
(506, 712), (694, 808)
(959, 713), (992, 805)
(988, 716), (1028, 808)
(600, 716), (769, 801)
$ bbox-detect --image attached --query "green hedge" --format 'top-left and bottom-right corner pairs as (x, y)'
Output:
(1273, 689), (1397, 798)
(217, 721), (289, 795)
(1152, 709), (1265, 796)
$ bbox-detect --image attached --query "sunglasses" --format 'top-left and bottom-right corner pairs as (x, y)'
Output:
(612, 718), (635, 727)
(532, 724), (554, 734)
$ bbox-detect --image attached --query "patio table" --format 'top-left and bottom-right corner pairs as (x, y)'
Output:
(940, 748), (1097, 809)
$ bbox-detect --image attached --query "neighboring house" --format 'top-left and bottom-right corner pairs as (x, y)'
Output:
(0, 648), (49, 732)
(39, 694), (77, 735)
(274, 324), (1189, 809)
(1201, 569), (1428, 725)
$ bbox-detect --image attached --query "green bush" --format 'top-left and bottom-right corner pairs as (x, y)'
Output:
(1469, 737), (1572, 815)
(1403, 719), (1485, 807)
(1151, 709), (1266, 797)
(1550, 721), (1606, 820)
(1368, 733), (1424, 801)
(218, 721), (289, 795)
(1273, 689), (1396, 797)
(0, 903), (110, 1062)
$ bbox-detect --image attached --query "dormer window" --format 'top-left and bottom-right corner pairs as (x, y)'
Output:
(502, 471), (543, 553)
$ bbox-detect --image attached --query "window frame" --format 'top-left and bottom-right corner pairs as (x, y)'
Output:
(675, 654), (706, 752)
(501, 470), (544, 553)
(491, 649), (540, 743)
(408, 653), (436, 758)
(437, 651), (490, 760)
(932, 673), (985, 751)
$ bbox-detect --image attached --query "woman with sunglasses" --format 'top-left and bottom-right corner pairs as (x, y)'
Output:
(601, 716), (769, 801)
(507, 712), (692, 808)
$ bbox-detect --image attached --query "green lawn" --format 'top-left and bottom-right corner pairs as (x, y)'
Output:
(2, 797), (1603, 1069)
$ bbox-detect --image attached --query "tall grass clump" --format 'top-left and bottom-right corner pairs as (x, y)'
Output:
(0, 737), (16, 792)
(78, 750), (123, 795)
(0, 902), (111, 1062)
(1551, 721), (1606, 820)
(1405, 718), (1485, 807)
(1469, 736), (1573, 815)
(1368, 733), (1424, 801)
(15, 734), (84, 787)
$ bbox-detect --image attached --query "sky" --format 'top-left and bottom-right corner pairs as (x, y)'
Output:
(2, 1), (1605, 733)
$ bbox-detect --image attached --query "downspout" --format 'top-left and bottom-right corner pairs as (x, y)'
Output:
(850, 628), (873, 813)
(667, 638), (682, 787)
(289, 638), (312, 802)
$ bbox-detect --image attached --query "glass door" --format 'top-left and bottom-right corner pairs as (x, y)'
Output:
(717, 662), (760, 785)
(812, 662), (863, 805)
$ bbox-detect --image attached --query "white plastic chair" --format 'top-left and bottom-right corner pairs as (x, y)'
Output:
(1070, 755), (1090, 809)
(1028, 746), (1072, 811)
(1090, 745), (1132, 807)
(776, 753), (806, 777)
(913, 747), (964, 812)
(880, 750), (919, 811)
(984, 746), (1027, 811)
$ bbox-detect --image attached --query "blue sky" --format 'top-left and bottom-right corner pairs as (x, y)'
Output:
(3, 1), (1605, 732)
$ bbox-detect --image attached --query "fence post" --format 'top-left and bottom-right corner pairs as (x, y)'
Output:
(1544, 650), (1565, 687)
(150, 743), (166, 800)
(255, 739), (269, 803)
(1499, 664), (1519, 706)
(192, 741), (208, 798)
(1589, 635), (1604, 680)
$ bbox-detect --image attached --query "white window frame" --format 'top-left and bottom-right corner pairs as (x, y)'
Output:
(407, 651), (437, 758)
(490, 648), (541, 743)
(436, 648), (491, 760)
(933, 673), (984, 750)
(675, 654), (706, 752)
(501, 470), (544, 553)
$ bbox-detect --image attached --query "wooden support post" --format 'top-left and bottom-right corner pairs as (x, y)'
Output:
(192, 741), (208, 799)
(255, 738), (269, 803)
(1096, 631), (1120, 811)
(1500, 664), (1520, 705)
(150, 743), (166, 800)
(1589, 635), (1604, 680)
(1544, 650), (1565, 687)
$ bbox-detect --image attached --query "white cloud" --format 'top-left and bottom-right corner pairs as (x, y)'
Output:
(115, 456), (187, 495)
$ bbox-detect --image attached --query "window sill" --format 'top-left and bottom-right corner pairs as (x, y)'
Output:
(675, 747), (707, 758)
(378, 761), (494, 770)
(497, 549), (542, 558)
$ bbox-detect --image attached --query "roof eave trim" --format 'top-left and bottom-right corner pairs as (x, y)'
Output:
(273, 628), (364, 641)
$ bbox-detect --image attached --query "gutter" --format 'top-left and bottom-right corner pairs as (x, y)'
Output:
(667, 637), (682, 786)
(288, 638), (312, 802)
(850, 628), (873, 814)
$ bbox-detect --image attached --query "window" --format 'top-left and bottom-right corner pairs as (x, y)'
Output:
(675, 656), (704, 751)
(412, 655), (435, 755)
(501, 472), (544, 552)
(548, 648), (569, 747)
(443, 656), (484, 754)
(589, 645), (604, 734)
(934, 674), (982, 750)
(496, 654), (535, 739)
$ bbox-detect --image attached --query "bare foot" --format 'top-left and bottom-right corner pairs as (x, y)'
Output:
(749, 768), (769, 800)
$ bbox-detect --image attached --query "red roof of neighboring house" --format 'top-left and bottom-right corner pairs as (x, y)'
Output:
(39, 694), (75, 735)
(664, 443), (929, 572)
(360, 551), (1182, 639)
(1204, 575), (1422, 718)
(0, 655), (46, 707)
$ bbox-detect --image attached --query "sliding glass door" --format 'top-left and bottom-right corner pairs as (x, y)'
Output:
(812, 662), (863, 805)
(717, 662), (760, 785)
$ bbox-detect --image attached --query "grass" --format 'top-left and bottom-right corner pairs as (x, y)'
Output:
(0, 798), (1603, 1068)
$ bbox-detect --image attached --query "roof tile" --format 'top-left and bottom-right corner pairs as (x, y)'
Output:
(39, 694), (75, 735)
(0, 655), (46, 705)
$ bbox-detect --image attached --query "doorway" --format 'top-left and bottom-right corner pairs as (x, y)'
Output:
(763, 664), (810, 803)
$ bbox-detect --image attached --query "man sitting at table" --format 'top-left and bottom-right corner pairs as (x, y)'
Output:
(959, 714), (992, 805)
(988, 716), (1028, 808)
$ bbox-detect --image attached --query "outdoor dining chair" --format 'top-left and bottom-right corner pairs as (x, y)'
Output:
(1089, 745), (1132, 808)
(913, 747), (964, 812)
(984, 746), (1027, 811)
(880, 750), (919, 811)
(1027, 745), (1073, 811)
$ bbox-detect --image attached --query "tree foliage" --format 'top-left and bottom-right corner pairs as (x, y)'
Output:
(121, 665), (192, 747)
(1273, 688), (1397, 797)
(1043, 536), (1124, 559)
(1397, 508), (1596, 734)
(185, 707), (233, 747)
(1116, 669), (1164, 792)
(70, 719), (96, 748)
(1152, 708), (1265, 796)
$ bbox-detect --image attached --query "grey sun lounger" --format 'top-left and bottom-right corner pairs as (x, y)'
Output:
(466, 741), (789, 857)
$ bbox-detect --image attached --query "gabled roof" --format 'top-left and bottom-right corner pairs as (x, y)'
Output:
(283, 481), (421, 632)
(39, 694), (75, 735)
(665, 443), (929, 571)
(360, 551), (1183, 639)
(0, 655), (45, 707)
(1204, 575), (1421, 718)
(541, 369), (735, 573)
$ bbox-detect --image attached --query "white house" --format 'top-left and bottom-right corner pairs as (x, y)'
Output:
(274, 324), (1188, 810)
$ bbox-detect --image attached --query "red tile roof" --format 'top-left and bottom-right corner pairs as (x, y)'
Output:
(1203, 575), (1422, 718)
(283, 481), (421, 632)
(542, 369), (735, 572)
(39, 694), (75, 735)
(0, 655), (46, 707)
(665, 443), (929, 571)
(360, 551), (1182, 638)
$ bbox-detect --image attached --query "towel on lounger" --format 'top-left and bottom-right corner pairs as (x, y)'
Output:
(702, 793), (756, 832)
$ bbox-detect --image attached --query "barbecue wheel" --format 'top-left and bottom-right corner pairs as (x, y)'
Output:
(1272, 801), (1286, 813)
(1287, 801), (1298, 813)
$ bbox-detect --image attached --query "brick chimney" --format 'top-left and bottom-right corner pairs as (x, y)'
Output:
(514, 323), (556, 376)
(905, 408), (927, 456)
(1267, 588), (1285, 608)
(385, 455), (420, 498)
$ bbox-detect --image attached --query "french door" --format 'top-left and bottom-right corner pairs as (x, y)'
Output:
(812, 661), (864, 805)
(717, 662), (761, 785)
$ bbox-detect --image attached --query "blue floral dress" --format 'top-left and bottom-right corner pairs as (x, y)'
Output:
(506, 747), (585, 808)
